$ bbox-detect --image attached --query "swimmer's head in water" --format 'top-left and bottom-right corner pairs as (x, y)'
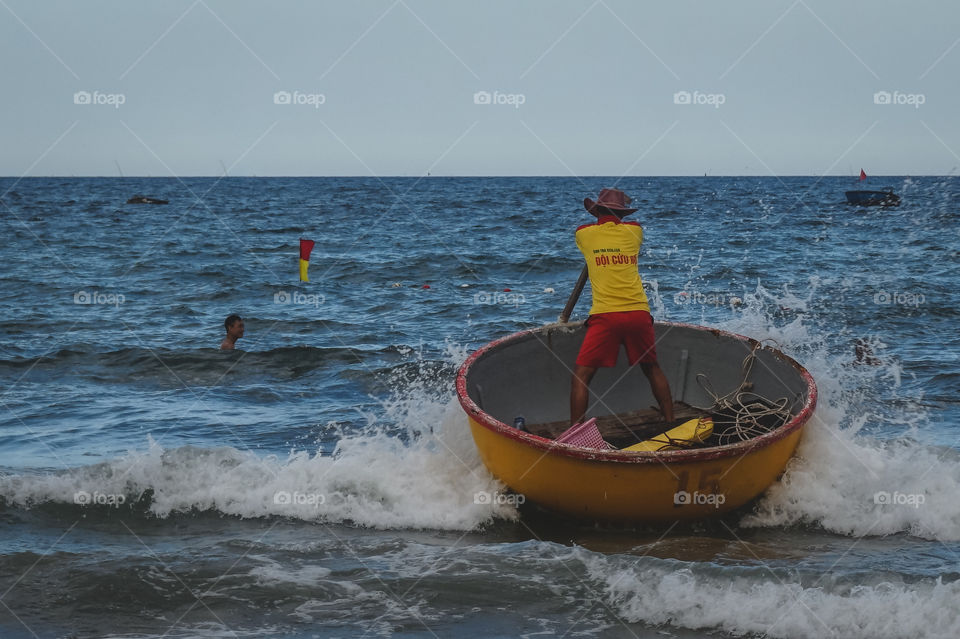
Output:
(224, 314), (244, 338)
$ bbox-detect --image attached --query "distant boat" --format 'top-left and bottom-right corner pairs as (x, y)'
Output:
(845, 168), (900, 206)
(126, 195), (169, 204)
(845, 189), (900, 206)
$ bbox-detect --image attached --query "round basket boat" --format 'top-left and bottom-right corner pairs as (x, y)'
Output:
(456, 321), (817, 522)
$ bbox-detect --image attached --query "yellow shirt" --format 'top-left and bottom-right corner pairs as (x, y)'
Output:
(575, 214), (650, 315)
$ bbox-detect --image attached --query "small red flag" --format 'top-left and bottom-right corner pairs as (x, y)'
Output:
(299, 238), (315, 261)
(859, 169), (867, 181)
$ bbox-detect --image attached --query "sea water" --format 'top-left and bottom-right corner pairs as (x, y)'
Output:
(0, 176), (958, 638)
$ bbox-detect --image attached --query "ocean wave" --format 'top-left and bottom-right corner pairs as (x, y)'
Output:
(579, 550), (960, 639)
(741, 422), (960, 540)
(704, 284), (960, 541)
(0, 281), (932, 539)
(0, 392), (513, 531)
(0, 344), (409, 383)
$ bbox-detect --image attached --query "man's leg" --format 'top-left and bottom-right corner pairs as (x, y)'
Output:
(640, 362), (674, 423)
(570, 364), (598, 426)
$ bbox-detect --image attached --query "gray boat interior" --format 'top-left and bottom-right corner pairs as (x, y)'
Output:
(466, 322), (810, 432)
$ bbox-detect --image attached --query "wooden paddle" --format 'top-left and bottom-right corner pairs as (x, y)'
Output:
(558, 265), (588, 323)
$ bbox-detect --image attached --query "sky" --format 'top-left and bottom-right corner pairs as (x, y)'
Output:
(1, 0), (958, 176)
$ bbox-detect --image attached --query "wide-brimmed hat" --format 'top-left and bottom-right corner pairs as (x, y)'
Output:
(583, 188), (638, 216)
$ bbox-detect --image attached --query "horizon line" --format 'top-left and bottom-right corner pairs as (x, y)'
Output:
(0, 173), (949, 179)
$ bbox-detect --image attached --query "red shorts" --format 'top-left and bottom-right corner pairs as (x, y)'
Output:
(575, 310), (658, 368)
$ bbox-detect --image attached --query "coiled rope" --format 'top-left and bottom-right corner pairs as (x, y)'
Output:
(693, 343), (795, 445)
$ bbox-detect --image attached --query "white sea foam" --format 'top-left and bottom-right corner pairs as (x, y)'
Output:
(711, 282), (960, 540)
(0, 347), (516, 531)
(248, 556), (333, 587)
(579, 550), (960, 639)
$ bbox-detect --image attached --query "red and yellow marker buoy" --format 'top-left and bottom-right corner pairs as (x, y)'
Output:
(299, 238), (315, 282)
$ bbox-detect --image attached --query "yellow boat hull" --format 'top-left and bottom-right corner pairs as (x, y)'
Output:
(468, 414), (804, 521)
(457, 321), (817, 522)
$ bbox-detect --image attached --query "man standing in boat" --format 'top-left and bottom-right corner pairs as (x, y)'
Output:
(570, 188), (674, 427)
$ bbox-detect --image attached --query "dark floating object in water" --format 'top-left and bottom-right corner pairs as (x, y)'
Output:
(845, 189), (900, 207)
(854, 338), (881, 366)
(126, 195), (169, 204)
